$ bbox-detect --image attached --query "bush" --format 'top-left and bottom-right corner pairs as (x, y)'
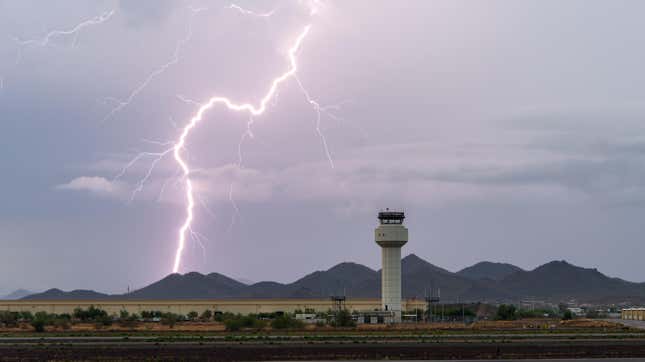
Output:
(223, 314), (265, 331)
(34, 311), (51, 322)
(19, 311), (34, 321)
(200, 310), (213, 321)
(224, 318), (243, 331)
(517, 308), (554, 319)
(331, 310), (355, 327)
(187, 311), (198, 321)
(119, 310), (130, 320)
(31, 319), (45, 333)
(73, 306), (108, 322)
(160, 313), (179, 328)
(562, 310), (574, 320)
(271, 315), (303, 330)
(0, 311), (19, 328)
(141, 310), (163, 320)
(214, 312), (232, 322)
(496, 304), (518, 321)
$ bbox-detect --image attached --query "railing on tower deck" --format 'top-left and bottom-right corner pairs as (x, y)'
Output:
(378, 209), (405, 224)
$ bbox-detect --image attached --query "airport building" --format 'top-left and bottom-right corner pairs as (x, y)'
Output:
(622, 308), (645, 320)
(0, 298), (426, 316)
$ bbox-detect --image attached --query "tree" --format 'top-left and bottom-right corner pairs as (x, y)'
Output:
(73, 306), (108, 322)
(19, 311), (34, 321)
(187, 311), (199, 321)
(562, 310), (574, 320)
(31, 319), (45, 333)
(119, 310), (130, 320)
(558, 303), (568, 314)
(34, 311), (51, 322)
(161, 313), (179, 328)
(496, 304), (517, 320)
(331, 310), (355, 327)
(0, 311), (19, 328)
(200, 310), (213, 321)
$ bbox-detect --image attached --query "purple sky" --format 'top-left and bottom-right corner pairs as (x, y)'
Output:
(1, 0), (645, 295)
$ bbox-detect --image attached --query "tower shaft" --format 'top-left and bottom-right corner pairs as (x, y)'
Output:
(381, 246), (402, 313)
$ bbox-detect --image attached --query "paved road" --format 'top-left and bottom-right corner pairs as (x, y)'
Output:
(612, 319), (645, 330)
(329, 360), (645, 362)
(319, 360), (645, 362)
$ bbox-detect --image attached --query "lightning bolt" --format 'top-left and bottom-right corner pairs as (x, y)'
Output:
(101, 6), (206, 122)
(4, 9), (115, 90)
(107, 1), (334, 273)
(227, 4), (276, 18)
(14, 10), (115, 49)
(171, 24), (313, 273)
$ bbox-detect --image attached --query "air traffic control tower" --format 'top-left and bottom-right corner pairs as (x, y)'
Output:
(375, 209), (408, 322)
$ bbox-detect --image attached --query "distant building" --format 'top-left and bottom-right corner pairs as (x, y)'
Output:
(622, 307), (645, 320)
(0, 298), (426, 316)
(567, 307), (585, 316)
(295, 313), (322, 323)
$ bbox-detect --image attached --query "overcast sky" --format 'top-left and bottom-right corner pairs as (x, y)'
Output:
(1, 0), (645, 295)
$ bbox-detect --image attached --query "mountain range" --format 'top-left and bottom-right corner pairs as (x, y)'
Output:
(1, 289), (34, 300)
(15, 254), (645, 304)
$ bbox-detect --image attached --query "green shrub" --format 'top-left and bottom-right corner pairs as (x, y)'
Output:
(562, 310), (574, 320)
(19, 311), (34, 321)
(0, 311), (19, 328)
(214, 312), (233, 322)
(224, 318), (243, 331)
(200, 310), (213, 321)
(271, 315), (303, 330)
(73, 306), (108, 322)
(496, 304), (518, 320)
(119, 310), (130, 320)
(31, 319), (45, 333)
(331, 310), (355, 327)
(223, 314), (265, 331)
(160, 313), (179, 328)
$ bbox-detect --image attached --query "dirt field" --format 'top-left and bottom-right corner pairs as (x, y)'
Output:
(0, 318), (631, 335)
(0, 319), (643, 361)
